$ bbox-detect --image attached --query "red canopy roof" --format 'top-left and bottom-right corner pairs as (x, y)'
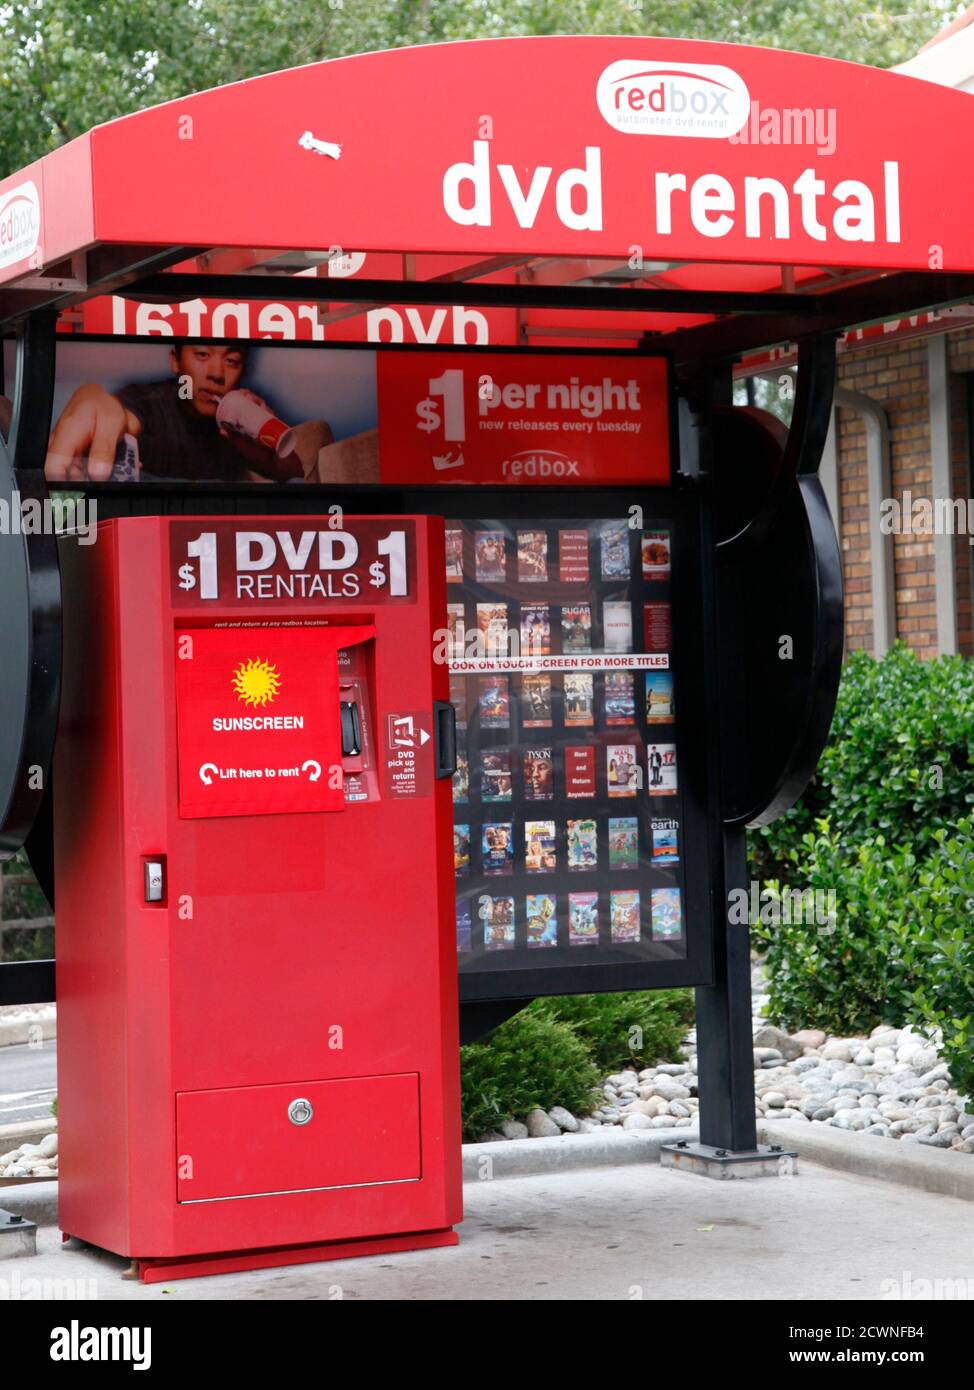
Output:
(1, 35), (972, 356)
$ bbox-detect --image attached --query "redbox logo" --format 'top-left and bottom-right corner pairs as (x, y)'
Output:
(500, 449), (581, 480)
(0, 181), (40, 270)
(597, 61), (750, 139)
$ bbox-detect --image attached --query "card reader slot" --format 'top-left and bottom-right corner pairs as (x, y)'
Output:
(340, 700), (362, 757)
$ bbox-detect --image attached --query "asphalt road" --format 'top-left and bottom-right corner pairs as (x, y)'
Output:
(0, 1039), (57, 1127)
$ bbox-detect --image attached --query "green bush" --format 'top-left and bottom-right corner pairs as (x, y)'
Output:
(460, 1009), (600, 1141)
(752, 645), (974, 883)
(754, 817), (974, 1102)
(459, 990), (694, 1138)
(533, 989), (694, 1073)
(749, 646), (974, 1100)
(904, 825), (974, 1103)
(753, 821), (919, 1038)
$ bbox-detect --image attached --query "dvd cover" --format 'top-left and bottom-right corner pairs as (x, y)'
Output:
(641, 529), (671, 580)
(523, 748), (554, 800)
(610, 889), (641, 943)
(482, 895), (516, 949)
(564, 673), (595, 727)
(526, 893), (558, 947)
(608, 816), (639, 870)
(521, 673), (553, 727)
(568, 892), (599, 945)
(525, 820), (557, 872)
(652, 887), (682, 940)
(517, 529), (548, 582)
(645, 671), (674, 723)
(482, 822), (514, 874)
(567, 818), (598, 870)
(607, 744), (640, 797)
(475, 530), (506, 582)
(651, 816), (679, 864)
(482, 748), (513, 801)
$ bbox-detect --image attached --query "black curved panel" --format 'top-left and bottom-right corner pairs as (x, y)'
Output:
(0, 316), (62, 870)
(716, 335), (837, 556)
(24, 781), (55, 907)
(713, 410), (844, 828)
(0, 431), (34, 850)
(0, 488), (61, 858)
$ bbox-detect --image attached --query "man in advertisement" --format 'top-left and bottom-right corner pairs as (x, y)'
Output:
(43, 341), (337, 484)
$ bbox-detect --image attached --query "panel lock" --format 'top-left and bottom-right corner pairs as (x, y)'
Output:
(143, 859), (165, 903)
(288, 1098), (314, 1126)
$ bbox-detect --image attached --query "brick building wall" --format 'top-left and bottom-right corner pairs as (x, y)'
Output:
(828, 327), (974, 659)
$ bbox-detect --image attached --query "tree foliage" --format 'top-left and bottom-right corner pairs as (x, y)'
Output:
(0, 0), (961, 177)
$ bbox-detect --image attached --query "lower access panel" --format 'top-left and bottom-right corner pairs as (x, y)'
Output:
(176, 1073), (421, 1202)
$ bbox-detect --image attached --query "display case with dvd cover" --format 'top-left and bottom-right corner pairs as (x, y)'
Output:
(436, 486), (710, 1001)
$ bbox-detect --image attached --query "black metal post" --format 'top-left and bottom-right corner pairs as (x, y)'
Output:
(664, 359), (768, 1170)
(695, 825), (757, 1151)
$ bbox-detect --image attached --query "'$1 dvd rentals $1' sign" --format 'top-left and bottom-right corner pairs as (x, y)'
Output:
(173, 525), (410, 602)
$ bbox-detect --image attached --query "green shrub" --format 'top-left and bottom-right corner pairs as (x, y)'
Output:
(460, 1009), (600, 1141)
(752, 645), (974, 883)
(533, 989), (694, 1073)
(749, 646), (974, 1100)
(904, 824), (974, 1103)
(753, 821), (919, 1038)
(755, 817), (974, 1101)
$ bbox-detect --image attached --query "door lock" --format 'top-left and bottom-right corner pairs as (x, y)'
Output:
(288, 1098), (314, 1126)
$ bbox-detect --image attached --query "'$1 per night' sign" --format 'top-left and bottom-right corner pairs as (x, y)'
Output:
(169, 519), (417, 607)
(376, 350), (670, 486)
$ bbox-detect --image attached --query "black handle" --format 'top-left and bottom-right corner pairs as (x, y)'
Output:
(433, 701), (457, 779)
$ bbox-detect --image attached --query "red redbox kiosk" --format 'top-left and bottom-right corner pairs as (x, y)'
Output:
(54, 514), (461, 1281)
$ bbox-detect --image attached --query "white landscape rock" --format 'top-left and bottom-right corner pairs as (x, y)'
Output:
(477, 964), (973, 1155)
(499, 1119), (529, 1141)
(650, 1076), (691, 1101)
(525, 1108), (560, 1138)
(0, 1139), (60, 1179)
(547, 1107), (579, 1132)
(622, 1113), (655, 1130)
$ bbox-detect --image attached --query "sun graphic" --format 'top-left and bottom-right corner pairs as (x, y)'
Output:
(232, 657), (282, 707)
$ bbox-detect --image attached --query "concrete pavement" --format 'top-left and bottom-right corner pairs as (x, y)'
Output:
(3, 1157), (973, 1300)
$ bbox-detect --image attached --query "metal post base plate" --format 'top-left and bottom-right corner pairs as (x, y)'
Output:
(0, 1208), (38, 1257)
(660, 1141), (798, 1180)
